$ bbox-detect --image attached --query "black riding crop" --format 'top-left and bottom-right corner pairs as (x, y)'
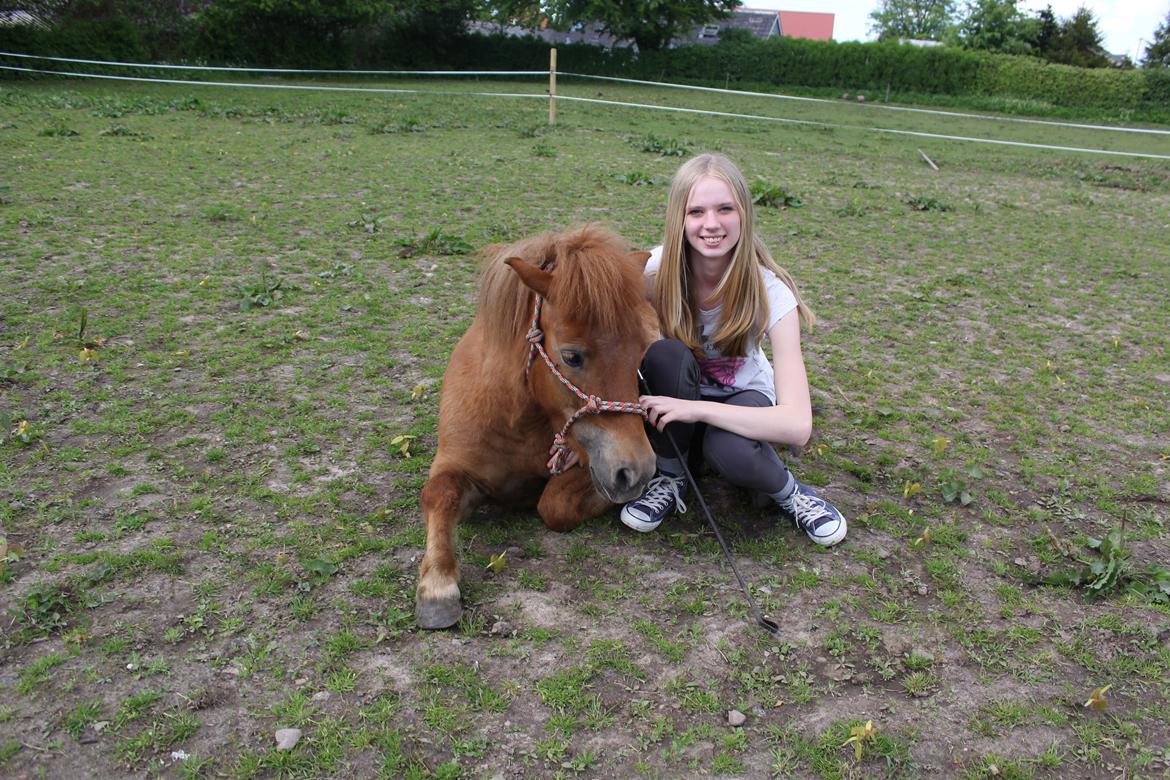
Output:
(638, 371), (780, 637)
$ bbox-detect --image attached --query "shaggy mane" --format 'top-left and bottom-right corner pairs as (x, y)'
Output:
(477, 225), (647, 353)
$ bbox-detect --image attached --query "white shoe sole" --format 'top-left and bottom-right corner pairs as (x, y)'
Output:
(620, 506), (662, 533)
(806, 517), (847, 546)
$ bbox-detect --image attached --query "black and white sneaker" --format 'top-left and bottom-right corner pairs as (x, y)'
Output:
(620, 473), (687, 533)
(777, 479), (847, 546)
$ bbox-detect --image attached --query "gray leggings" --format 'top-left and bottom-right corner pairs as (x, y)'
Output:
(641, 339), (791, 494)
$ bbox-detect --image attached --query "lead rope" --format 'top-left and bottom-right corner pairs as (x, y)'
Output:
(524, 295), (645, 475)
(637, 369), (780, 637)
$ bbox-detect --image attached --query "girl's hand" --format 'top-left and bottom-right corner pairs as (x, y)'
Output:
(548, 444), (581, 471)
(640, 395), (702, 431)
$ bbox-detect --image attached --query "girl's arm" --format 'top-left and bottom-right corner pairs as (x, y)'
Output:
(638, 310), (813, 447)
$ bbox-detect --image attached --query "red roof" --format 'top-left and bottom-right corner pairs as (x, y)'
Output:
(772, 10), (835, 41)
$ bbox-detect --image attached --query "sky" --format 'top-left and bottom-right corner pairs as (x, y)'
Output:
(741, 0), (1170, 62)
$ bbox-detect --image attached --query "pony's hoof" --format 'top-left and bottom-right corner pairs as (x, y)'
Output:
(416, 593), (462, 630)
(416, 580), (460, 636)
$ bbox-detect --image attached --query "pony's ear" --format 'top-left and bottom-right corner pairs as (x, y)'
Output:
(504, 257), (553, 299)
(628, 251), (652, 272)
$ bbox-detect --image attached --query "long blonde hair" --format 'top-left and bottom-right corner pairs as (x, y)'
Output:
(654, 153), (815, 359)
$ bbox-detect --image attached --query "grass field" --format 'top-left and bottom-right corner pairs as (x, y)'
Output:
(1, 75), (1169, 779)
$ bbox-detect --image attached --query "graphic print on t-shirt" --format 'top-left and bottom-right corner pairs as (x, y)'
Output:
(699, 356), (745, 389)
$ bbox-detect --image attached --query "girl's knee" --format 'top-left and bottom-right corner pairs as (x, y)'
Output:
(643, 339), (694, 368)
(641, 339), (699, 397)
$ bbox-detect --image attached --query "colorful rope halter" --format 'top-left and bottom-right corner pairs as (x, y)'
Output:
(524, 294), (645, 475)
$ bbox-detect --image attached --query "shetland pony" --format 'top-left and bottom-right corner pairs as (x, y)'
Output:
(416, 225), (658, 629)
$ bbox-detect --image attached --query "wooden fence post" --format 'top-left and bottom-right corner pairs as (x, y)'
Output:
(549, 48), (557, 126)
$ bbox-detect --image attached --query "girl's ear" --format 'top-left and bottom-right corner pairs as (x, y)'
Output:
(504, 257), (553, 299)
(627, 251), (651, 272)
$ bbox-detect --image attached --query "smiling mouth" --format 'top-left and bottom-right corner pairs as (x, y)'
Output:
(701, 236), (724, 246)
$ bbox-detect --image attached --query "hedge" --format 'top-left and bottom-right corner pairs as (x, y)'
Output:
(2, 17), (1167, 117)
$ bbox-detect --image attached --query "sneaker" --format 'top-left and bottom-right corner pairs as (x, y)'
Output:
(777, 479), (847, 546)
(620, 473), (687, 533)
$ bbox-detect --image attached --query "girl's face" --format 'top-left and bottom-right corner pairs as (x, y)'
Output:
(684, 175), (741, 265)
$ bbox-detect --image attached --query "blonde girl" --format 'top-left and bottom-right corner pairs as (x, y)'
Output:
(620, 153), (846, 545)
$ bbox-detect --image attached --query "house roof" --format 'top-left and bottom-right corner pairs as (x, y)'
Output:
(687, 8), (834, 46)
(776, 11), (834, 41)
(722, 9), (781, 39)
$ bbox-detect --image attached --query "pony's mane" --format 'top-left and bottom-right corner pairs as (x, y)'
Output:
(477, 225), (647, 351)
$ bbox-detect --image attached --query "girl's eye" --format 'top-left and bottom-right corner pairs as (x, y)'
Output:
(561, 350), (584, 369)
(719, 206), (735, 213)
(688, 209), (703, 217)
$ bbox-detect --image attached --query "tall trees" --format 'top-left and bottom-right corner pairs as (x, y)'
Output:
(1044, 6), (1109, 67)
(546, 0), (738, 51)
(1143, 9), (1170, 67)
(192, 0), (391, 65)
(957, 0), (1032, 54)
(1027, 5), (1059, 56)
(949, 2), (1113, 66)
(868, 0), (957, 42)
(7, 0), (190, 59)
(190, 0), (478, 66)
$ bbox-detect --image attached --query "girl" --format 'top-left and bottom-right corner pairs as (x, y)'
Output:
(620, 153), (847, 546)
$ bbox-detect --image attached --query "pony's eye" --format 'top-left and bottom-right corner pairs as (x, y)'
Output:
(560, 350), (584, 369)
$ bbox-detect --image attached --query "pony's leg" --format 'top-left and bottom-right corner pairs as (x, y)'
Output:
(537, 467), (610, 532)
(417, 469), (478, 629)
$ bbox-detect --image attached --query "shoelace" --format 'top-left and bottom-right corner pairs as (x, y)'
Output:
(784, 490), (829, 529)
(637, 475), (688, 515)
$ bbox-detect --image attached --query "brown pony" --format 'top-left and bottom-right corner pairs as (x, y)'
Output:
(416, 225), (658, 629)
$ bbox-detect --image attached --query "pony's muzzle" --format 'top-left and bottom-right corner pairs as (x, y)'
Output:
(574, 420), (655, 503)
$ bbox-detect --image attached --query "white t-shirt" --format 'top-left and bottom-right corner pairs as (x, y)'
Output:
(646, 246), (797, 404)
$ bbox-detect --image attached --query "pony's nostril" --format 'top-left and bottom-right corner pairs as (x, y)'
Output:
(615, 467), (635, 493)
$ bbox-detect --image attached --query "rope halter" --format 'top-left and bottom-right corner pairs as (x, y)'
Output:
(524, 294), (645, 475)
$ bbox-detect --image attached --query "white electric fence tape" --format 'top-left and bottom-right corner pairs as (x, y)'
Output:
(560, 71), (1170, 137)
(3, 52), (1168, 159)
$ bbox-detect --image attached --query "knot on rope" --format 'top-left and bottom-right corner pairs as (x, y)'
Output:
(548, 433), (571, 475)
(583, 395), (602, 414)
(526, 327), (543, 344)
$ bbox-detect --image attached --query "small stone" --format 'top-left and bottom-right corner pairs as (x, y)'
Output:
(275, 728), (302, 751)
(311, 691), (331, 702)
(490, 620), (512, 636)
(506, 545), (526, 560)
(875, 548), (890, 559)
(727, 709), (746, 727)
(294, 677), (309, 686)
(827, 666), (854, 682)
